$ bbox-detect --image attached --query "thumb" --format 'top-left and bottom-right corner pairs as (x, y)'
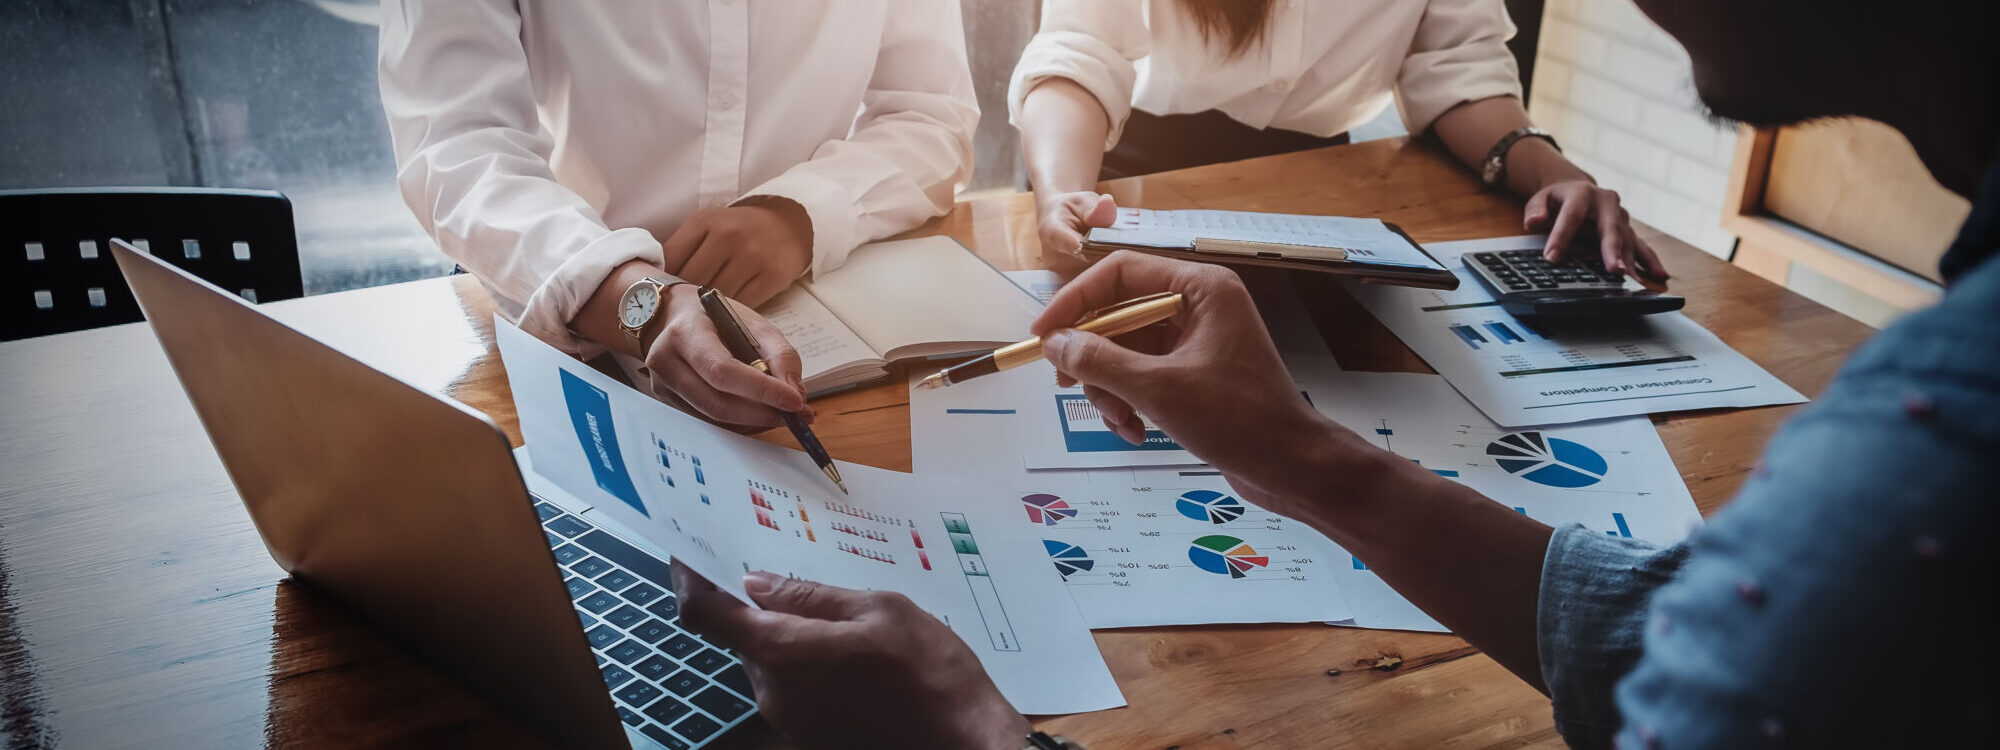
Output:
(1041, 329), (1152, 390)
(1085, 194), (1118, 228)
(744, 571), (869, 621)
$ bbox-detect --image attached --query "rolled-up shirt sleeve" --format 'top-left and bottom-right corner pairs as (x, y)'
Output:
(1537, 527), (1691, 749)
(1007, 0), (1150, 151)
(739, 0), (978, 277)
(1395, 0), (1523, 134)
(379, 0), (660, 358)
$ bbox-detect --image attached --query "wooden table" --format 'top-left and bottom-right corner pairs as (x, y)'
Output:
(0, 139), (1874, 749)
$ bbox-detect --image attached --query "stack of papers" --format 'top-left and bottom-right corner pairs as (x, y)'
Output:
(504, 228), (1799, 717)
(1346, 236), (1805, 426)
(501, 322), (1125, 714)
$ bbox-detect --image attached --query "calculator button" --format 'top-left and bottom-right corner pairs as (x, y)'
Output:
(1506, 282), (1531, 290)
(1534, 281), (1559, 289)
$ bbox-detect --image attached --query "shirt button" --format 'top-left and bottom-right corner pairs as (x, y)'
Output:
(718, 93), (737, 109)
(1269, 80), (1293, 94)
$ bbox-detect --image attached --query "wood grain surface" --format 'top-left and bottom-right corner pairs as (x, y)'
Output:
(0, 138), (1876, 749)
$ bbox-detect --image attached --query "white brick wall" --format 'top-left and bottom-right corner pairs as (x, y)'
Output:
(1529, 0), (1738, 258)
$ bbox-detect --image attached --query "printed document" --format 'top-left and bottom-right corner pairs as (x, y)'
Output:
(1347, 235), (1806, 427)
(498, 321), (1124, 714)
(909, 368), (1354, 628)
(1012, 269), (1338, 470)
(1091, 208), (1445, 270)
(1306, 372), (1705, 631)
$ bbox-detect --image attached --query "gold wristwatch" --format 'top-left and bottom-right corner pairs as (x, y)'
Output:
(615, 274), (688, 357)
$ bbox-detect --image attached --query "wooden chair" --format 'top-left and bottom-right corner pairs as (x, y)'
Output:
(2, 188), (304, 341)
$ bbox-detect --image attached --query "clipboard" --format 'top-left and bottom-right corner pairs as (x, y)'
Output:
(1081, 220), (1460, 291)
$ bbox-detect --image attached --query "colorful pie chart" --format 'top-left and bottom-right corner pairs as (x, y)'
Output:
(1022, 494), (1078, 526)
(1187, 535), (1269, 579)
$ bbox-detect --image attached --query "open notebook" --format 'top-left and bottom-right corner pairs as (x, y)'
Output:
(762, 236), (1042, 394)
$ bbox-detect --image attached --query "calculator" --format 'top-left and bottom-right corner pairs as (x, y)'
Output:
(1463, 249), (1684, 318)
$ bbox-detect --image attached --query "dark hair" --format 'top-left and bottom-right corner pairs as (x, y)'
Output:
(1176, 0), (1276, 57)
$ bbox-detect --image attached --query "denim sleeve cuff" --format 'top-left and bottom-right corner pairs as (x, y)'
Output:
(1538, 525), (1691, 749)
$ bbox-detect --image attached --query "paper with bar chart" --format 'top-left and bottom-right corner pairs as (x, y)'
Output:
(1305, 371), (1704, 631)
(1014, 360), (1208, 469)
(1347, 235), (1805, 427)
(498, 321), (1124, 714)
(1007, 270), (1337, 470)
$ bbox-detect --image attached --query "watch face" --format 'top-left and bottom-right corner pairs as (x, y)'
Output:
(621, 284), (659, 328)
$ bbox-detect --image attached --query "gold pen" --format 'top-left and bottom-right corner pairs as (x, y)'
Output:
(917, 292), (1185, 389)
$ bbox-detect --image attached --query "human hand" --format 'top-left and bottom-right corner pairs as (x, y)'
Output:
(1036, 190), (1118, 258)
(674, 564), (1031, 750)
(1033, 252), (1373, 513)
(1524, 179), (1669, 286)
(640, 283), (809, 431)
(661, 199), (814, 308)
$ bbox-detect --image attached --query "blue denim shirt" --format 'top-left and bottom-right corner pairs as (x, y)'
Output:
(1536, 157), (2000, 748)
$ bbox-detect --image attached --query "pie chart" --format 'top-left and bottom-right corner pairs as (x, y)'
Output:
(1175, 490), (1246, 524)
(1187, 535), (1269, 579)
(1043, 540), (1094, 580)
(1022, 494), (1079, 526)
(1486, 431), (1607, 488)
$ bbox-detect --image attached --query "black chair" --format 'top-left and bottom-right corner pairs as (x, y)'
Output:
(2, 188), (305, 341)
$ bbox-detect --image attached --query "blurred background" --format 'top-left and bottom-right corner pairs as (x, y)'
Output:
(4, 0), (1952, 327)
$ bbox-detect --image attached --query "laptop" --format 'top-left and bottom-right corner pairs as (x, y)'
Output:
(109, 239), (756, 750)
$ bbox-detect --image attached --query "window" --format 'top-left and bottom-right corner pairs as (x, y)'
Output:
(1, 0), (451, 295)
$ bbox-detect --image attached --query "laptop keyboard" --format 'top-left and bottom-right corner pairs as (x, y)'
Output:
(534, 498), (757, 749)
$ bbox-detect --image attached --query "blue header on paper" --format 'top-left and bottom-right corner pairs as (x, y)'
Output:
(560, 369), (648, 517)
(1055, 393), (1182, 453)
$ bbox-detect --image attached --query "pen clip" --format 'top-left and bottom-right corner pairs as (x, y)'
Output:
(1076, 291), (1178, 326)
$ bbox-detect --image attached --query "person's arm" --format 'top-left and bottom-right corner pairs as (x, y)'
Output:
(1009, 0), (1149, 256)
(1031, 252), (1554, 685)
(1396, 0), (1666, 280)
(724, 0), (978, 288)
(379, 0), (659, 357)
(379, 0), (804, 428)
(1432, 96), (1668, 280)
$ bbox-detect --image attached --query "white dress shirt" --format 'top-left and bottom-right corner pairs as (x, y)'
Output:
(380, 0), (978, 356)
(1008, 0), (1521, 149)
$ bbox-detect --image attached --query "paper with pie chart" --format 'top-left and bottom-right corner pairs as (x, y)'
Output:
(1005, 475), (1352, 628)
(1303, 371), (1704, 631)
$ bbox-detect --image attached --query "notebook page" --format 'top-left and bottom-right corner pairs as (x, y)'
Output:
(803, 236), (1040, 360)
(760, 285), (881, 382)
(1092, 208), (1445, 270)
